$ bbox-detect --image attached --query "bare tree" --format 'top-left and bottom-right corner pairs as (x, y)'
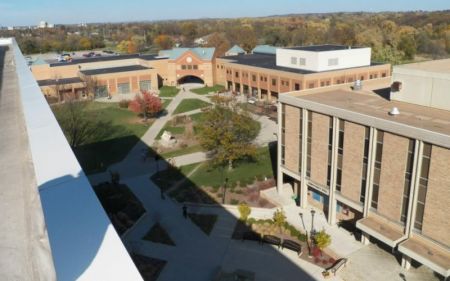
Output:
(80, 73), (99, 100)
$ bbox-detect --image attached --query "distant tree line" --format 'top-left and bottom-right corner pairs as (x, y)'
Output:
(1, 10), (448, 64)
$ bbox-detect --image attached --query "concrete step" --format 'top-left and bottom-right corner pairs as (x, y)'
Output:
(260, 185), (296, 207)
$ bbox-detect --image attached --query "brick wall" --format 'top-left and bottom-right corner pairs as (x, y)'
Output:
(284, 105), (300, 173)
(310, 112), (330, 187)
(378, 132), (408, 222)
(341, 121), (365, 202)
(422, 145), (450, 247)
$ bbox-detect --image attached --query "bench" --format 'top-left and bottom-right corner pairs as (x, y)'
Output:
(262, 235), (281, 249)
(329, 258), (348, 276)
(242, 231), (261, 244)
(281, 239), (302, 257)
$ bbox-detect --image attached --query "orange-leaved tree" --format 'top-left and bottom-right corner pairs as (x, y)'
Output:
(128, 91), (162, 120)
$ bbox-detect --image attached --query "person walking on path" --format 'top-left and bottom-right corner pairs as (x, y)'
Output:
(182, 204), (188, 219)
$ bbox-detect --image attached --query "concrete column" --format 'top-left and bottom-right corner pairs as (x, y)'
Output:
(401, 255), (412, 270)
(361, 232), (370, 245)
(257, 88), (262, 100)
(363, 127), (377, 217)
(276, 101), (283, 194)
(327, 116), (339, 225)
(300, 109), (308, 208)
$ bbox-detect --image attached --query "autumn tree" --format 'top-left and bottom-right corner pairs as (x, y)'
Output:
(128, 91), (163, 120)
(314, 230), (331, 253)
(52, 99), (97, 148)
(238, 203), (251, 222)
(153, 34), (174, 50)
(80, 74), (99, 99)
(272, 208), (287, 235)
(206, 32), (230, 57)
(197, 96), (259, 170)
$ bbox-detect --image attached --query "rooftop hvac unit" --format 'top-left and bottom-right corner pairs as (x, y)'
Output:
(353, 79), (362, 90)
(389, 107), (400, 116)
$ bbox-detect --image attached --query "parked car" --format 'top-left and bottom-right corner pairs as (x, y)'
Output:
(247, 97), (257, 104)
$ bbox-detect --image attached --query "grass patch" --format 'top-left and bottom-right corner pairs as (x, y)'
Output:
(173, 99), (210, 115)
(150, 163), (200, 192)
(181, 146), (274, 189)
(159, 86), (180, 97)
(188, 214), (218, 235)
(189, 112), (205, 124)
(143, 223), (175, 246)
(54, 102), (151, 174)
(191, 84), (225, 95)
(156, 123), (186, 139)
(162, 99), (172, 109)
(160, 144), (204, 159)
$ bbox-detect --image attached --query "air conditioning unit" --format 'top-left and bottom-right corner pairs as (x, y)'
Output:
(389, 107), (400, 116)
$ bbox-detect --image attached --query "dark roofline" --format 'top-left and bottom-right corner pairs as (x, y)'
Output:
(80, 65), (151, 76)
(37, 77), (83, 86)
(48, 54), (166, 67)
(284, 44), (365, 52)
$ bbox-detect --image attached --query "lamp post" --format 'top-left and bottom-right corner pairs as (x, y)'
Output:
(310, 209), (316, 236)
(222, 177), (228, 204)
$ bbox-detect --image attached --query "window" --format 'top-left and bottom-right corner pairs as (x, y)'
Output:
(326, 118), (334, 187)
(187, 65), (192, 70)
(252, 75), (256, 82)
(117, 82), (130, 94)
(328, 58), (339, 66)
(272, 78), (277, 86)
(401, 140), (415, 223)
(414, 143), (431, 231)
(139, 80), (151, 91)
(217, 65), (219, 69)
(291, 57), (297, 65)
(371, 131), (384, 209)
(94, 85), (108, 98)
(193, 65), (198, 70)
(360, 127), (370, 203)
(306, 111), (312, 178)
(381, 73), (386, 78)
(281, 104), (286, 165)
(294, 83), (300, 91)
(235, 71), (239, 78)
(336, 120), (345, 192)
(298, 108), (303, 173)
(181, 65), (187, 70)
(299, 58), (306, 66)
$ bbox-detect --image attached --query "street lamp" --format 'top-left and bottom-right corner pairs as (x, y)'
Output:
(310, 209), (316, 236)
(222, 177), (228, 204)
(300, 212), (312, 257)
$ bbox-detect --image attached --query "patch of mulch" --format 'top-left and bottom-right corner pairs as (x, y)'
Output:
(131, 254), (167, 281)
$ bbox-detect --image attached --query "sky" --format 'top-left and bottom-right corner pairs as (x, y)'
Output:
(0, 0), (449, 26)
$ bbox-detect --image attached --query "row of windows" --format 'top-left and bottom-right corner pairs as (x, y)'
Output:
(414, 143), (432, 231)
(360, 127), (370, 203)
(281, 104), (286, 166)
(371, 131), (384, 210)
(181, 64), (198, 70)
(336, 120), (345, 192)
(401, 140), (415, 223)
(290, 57), (306, 66)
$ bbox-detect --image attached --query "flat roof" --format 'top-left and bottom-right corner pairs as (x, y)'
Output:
(0, 42), (56, 281)
(37, 77), (83, 86)
(280, 79), (450, 148)
(220, 53), (384, 75)
(80, 65), (151, 75)
(394, 58), (450, 75)
(284, 44), (364, 52)
(48, 53), (164, 67)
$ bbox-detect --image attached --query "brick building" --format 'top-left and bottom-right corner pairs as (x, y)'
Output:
(277, 59), (450, 278)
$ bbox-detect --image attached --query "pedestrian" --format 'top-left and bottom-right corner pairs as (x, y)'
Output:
(182, 204), (187, 219)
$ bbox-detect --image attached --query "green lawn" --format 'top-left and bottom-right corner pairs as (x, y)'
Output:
(191, 84), (225, 95)
(156, 123), (186, 139)
(159, 86), (180, 97)
(162, 99), (172, 109)
(54, 102), (151, 174)
(188, 214), (218, 235)
(180, 146), (275, 190)
(173, 99), (210, 115)
(160, 144), (204, 159)
(143, 223), (175, 246)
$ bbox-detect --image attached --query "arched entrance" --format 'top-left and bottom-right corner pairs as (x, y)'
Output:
(177, 75), (204, 85)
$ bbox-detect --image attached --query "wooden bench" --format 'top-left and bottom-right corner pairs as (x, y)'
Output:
(329, 258), (348, 276)
(262, 235), (281, 249)
(281, 239), (303, 257)
(242, 231), (261, 244)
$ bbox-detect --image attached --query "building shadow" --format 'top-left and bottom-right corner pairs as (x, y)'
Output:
(68, 136), (319, 280)
(0, 45), (8, 91)
(373, 87), (391, 101)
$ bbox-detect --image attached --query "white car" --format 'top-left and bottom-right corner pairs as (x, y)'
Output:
(247, 97), (257, 104)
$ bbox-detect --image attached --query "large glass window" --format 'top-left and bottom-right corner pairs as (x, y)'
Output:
(326, 118), (333, 187)
(139, 80), (151, 92)
(414, 143), (431, 231)
(281, 104), (286, 165)
(360, 127), (370, 203)
(117, 83), (130, 94)
(94, 85), (108, 98)
(298, 109), (303, 173)
(401, 140), (415, 223)
(371, 131), (384, 209)
(336, 120), (345, 192)
(306, 111), (312, 178)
